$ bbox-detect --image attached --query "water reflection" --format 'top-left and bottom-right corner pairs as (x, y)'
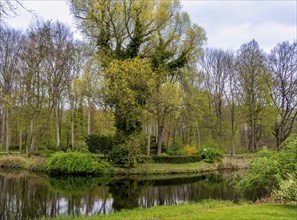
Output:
(0, 170), (239, 219)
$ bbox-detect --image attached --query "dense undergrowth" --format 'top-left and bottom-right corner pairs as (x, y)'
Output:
(236, 135), (297, 202)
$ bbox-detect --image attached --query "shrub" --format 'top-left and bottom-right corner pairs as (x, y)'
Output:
(182, 144), (198, 156)
(273, 174), (297, 202)
(45, 151), (110, 174)
(277, 135), (297, 178)
(152, 155), (202, 164)
(165, 142), (183, 155)
(255, 146), (276, 158)
(236, 157), (282, 201)
(109, 145), (131, 168)
(84, 134), (113, 154)
(109, 134), (145, 168)
(236, 135), (297, 201)
(198, 148), (223, 163)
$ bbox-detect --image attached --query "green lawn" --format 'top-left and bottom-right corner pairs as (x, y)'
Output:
(54, 200), (296, 220)
(110, 160), (218, 174)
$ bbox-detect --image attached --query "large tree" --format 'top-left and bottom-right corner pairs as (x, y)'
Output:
(70, 0), (206, 154)
(267, 41), (297, 148)
(236, 40), (268, 151)
(0, 27), (23, 150)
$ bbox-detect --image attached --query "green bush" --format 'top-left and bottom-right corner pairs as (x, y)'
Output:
(165, 142), (183, 155)
(109, 133), (145, 168)
(277, 135), (297, 178)
(273, 174), (297, 202)
(84, 134), (113, 154)
(152, 155), (202, 164)
(109, 145), (132, 168)
(198, 148), (223, 163)
(236, 135), (297, 201)
(45, 151), (110, 174)
(236, 157), (282, 201)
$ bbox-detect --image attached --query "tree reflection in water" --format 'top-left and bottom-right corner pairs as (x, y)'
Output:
(0, 170), (238, 219)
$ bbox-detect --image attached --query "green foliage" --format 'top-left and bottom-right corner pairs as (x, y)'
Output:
(255, 146), (276, 158)
(236, 157), (282, 200)
(104, 58), (156, 136)
(273, 174), (297, 202)
(109, 134), (145, 168)
(198, 148), (223, 163)
(84, 134), (113, 154)
(152, 155), (202, 164)
(182, 144), (198, 155)
(109, 145), (131, 168)
(45, 151), (110, 174)
(277, 135), (297, 177)
(165, 142), (183, 155)
(236, 135), (297, 201)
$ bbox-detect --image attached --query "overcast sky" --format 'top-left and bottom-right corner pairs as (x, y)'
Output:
(5, 0), (297, 53)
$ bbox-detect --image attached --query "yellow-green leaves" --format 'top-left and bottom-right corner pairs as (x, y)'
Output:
(104, 58), (156, 135)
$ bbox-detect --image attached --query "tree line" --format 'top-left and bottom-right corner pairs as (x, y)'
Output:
(0, 0), (296, 157)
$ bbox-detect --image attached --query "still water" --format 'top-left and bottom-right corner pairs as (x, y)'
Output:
(0, 170), (240, 219)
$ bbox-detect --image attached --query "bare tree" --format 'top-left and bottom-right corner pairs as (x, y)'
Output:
(0, 0), (33, 28)
(43, 21), (76, 148)
(267, 41), (297, 148)
(0, 27), (23, 150)
(200, 48), (229, 136)
(236, 40), (267, 151)
(223, 50), (237, 156)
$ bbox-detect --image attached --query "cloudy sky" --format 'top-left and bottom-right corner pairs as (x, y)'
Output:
(6, 0), (297, 52)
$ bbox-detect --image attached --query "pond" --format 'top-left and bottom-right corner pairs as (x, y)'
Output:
(0, 170), (241, 219)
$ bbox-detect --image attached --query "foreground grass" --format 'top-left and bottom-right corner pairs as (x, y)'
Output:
(54, 200), (297, 220)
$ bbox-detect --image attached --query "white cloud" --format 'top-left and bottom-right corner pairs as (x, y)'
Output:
(182, 0), (297, 52)
(4, 0), (297, 52)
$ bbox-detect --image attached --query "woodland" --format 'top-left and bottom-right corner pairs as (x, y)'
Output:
(0, 0), (296, 159)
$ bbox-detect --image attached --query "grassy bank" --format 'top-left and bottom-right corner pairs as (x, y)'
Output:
(0, 153), (249, 175)
(53, 200), (297, 220)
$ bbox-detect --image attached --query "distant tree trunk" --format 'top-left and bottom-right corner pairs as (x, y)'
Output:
(87, 98), (91, 135)
(19, 126), (23, 151)
(195, 118), (201, 150)
(0, 111), (4, 149)
(71, 105), (75, 150)
(147, 125), (151, 156)
(55, 106), (60, 148)
(157, 123), (164, 156)
(231, 100), (235, 156)
(5, 111), (9, 151)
